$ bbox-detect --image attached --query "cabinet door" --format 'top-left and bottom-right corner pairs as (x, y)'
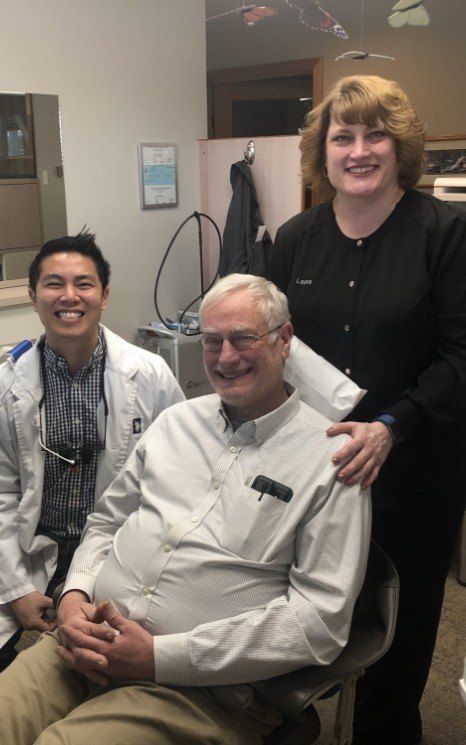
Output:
(0, 180), (43, 250)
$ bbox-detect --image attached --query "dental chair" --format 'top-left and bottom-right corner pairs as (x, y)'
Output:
(263, 540), (400, 745)
(51, 541), (398, 745)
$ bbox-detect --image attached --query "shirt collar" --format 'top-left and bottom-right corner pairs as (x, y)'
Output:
(43, 326), (106, 377)
(216, 383), (299, 444)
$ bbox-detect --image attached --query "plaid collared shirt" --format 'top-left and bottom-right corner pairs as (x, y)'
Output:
(38, 328), (106, 538)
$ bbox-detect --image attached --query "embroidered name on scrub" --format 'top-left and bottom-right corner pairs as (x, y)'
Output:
(296, 278), (313, 285)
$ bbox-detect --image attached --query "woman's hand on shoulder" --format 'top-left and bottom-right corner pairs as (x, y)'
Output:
(326, 421), (394, 490)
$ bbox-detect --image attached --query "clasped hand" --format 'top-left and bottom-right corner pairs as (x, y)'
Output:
(10, 591), (56, 632)
(327, 420), (394, 490)
(56, 591), (155, 686)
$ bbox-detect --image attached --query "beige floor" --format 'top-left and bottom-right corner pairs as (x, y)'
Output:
(314, 567), (466, 744)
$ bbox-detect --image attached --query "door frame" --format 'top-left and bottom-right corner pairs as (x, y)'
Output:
(207, 57), (323, 139)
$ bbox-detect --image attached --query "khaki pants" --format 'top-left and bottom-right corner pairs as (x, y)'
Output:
(0, 632), (279, 745)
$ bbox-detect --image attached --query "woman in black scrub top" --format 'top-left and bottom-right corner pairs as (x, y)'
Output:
(267, 75), (466, 745)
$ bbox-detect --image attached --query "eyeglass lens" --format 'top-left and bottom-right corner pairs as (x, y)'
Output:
(201, 334), (256, 352)
(201, 324), (282, 352)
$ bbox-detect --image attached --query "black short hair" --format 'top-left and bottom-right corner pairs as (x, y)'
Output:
(28, 229), (111, 291)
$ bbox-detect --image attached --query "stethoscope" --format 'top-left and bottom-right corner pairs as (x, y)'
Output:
(36, 340), (108, 466)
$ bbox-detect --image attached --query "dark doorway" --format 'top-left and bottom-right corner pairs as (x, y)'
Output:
(230, 78), (312, 137)
(207, 58), (323, 140)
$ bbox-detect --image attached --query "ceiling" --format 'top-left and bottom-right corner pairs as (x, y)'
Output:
(206, 0), (405, 37)
(204, 1), (466, 138)
(205, 1), (452, 69)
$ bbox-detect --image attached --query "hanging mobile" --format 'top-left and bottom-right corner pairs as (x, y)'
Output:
(388, 0), (430, 28)
(206, 2), (278, 26)
(335, 0), (396, 61)
(285, 0), (348, 39)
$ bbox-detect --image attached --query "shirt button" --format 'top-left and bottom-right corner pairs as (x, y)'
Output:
(344, 324), (351, 332)
(73, 383), (79, 389)
(349, 280), (355, 288)
(256, 438), (263, 446)
(212, 480), (220, 489)
(74, 418), (81, 425)
(345, 368), (351, 375)
(164, 544), (172, 553)
(356, 239), (363, 247)
(229, 446), (236, 453)
(191, 515), (198, 523)
(142, 587), (151, 595)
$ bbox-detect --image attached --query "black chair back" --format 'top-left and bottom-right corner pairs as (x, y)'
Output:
(263, 540), (399, 744)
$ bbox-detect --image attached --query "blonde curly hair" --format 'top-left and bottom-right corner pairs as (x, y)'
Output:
(300, 75), (426, 201)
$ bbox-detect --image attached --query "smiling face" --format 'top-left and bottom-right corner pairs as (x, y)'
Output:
(325, 118), (400, 202)
(28, 251), (109, 358)
(202, 289), (292, 419)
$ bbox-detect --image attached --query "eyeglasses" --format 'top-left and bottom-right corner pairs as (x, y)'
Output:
(200, 324), (283, 353)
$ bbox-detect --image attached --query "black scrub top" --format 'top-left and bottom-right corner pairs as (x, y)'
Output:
(268, 189), (466, 512)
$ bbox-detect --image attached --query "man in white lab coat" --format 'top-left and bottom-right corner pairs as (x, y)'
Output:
(0, 230), (184, 670)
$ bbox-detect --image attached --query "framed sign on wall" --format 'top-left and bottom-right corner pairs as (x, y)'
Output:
(138, 143), (178, 209)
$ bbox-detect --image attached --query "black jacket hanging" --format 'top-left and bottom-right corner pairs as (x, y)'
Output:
(219, 160), (273, 278)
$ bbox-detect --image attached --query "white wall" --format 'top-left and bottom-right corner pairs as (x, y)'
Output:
(0, 0), (207, 346)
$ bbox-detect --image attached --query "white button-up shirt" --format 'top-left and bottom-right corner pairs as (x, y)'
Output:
(66, 388), (370, 687)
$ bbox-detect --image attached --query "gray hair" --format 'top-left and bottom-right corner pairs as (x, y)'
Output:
(199, 274), (290, 335)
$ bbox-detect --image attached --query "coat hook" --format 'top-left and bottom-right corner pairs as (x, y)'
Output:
(244, 140), (255, 165)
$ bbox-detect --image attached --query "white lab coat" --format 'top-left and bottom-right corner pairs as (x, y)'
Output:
(0, 325), (184, 646)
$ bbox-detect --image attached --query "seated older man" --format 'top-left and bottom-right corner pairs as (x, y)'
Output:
(0, 274), (371, 745)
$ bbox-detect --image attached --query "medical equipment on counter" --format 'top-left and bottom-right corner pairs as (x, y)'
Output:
(142, 210), (220, 399)
(137, 324), (212, 399)
(153, 211), (222, 335)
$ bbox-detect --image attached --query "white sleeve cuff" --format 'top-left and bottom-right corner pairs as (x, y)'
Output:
(154, 631), (191, 685)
